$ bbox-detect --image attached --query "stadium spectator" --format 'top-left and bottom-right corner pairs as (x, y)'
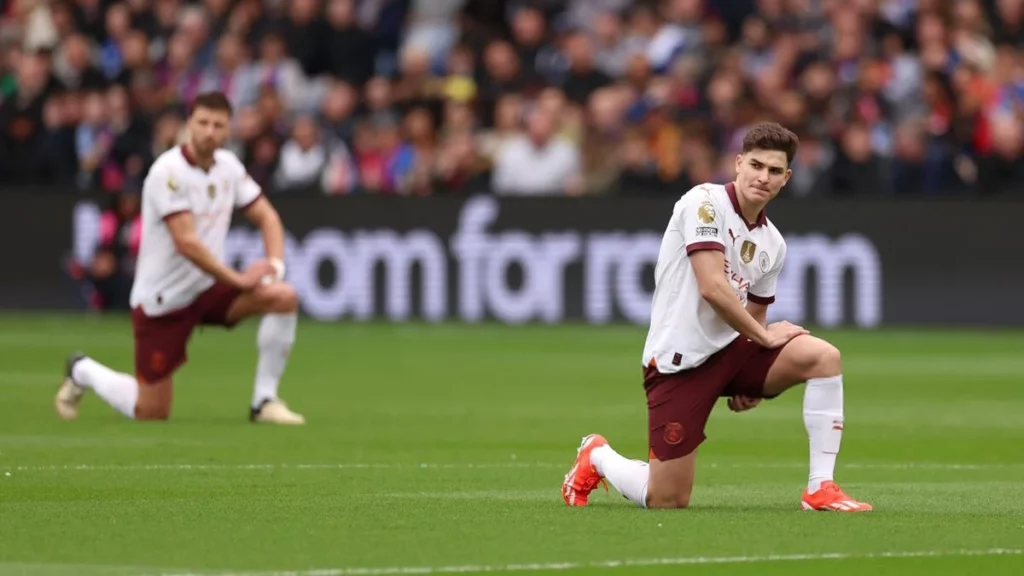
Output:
(67, 190), (141, 311)
(0, 47), (52, 183)
(0, 0), (1022, 196)
(320, 0), (376, 87)
(492, 105), (582, 195)
(274, 114), (328, 192)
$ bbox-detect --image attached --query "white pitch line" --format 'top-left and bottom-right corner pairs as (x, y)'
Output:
(1, 461), (1021, 473)
(146, 548), (1024, 576)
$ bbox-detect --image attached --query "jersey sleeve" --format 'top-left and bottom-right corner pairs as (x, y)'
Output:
(235, 172), (263, 209)
(748, 242), (786, 305)
(679, 189), (727, 255)
(144, 163), (192, 220)
(218, 151), (263, 209)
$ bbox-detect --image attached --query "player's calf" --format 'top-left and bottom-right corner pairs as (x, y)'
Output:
(763, 335), (871, 510)
(234, 282), (305, 425)
(57, 354), (141, 421)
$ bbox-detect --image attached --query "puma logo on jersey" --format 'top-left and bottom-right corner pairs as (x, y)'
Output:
(728, 228), (740, 246)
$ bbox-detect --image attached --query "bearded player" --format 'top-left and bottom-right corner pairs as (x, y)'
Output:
(55, 92), (305, 424)
(562, 123), (871, 512)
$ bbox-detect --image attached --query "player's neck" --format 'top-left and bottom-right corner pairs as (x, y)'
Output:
(733, 184), (766, 225)
(183, 143), (215, 171)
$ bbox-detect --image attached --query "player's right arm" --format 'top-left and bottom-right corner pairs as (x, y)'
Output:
(690, 249), (774, 346)
(691, 251), (807, 348)
(146, 163), (269, 290)
(163, 212), (252, 288)
(747, 301), (768, 327)
(678, 190), (803, 348)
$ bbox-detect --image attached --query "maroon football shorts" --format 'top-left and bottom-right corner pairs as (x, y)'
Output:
(644, 337), (783, 461)
(131, 282), (243, 384)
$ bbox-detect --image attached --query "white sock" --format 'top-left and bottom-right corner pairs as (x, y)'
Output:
(803, 375), (844, 493)
(72, 358), (137, 419)
(252, 313), (297, 409)
(591, 445), (649, 508)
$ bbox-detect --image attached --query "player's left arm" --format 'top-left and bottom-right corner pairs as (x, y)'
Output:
(235, 170), (286, 280)
(243, 196), (285, 273)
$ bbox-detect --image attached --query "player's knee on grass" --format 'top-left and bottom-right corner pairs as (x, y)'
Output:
(135, 378), (172, 420)
(647, 489), (692, 510)
(647, 453), (697, 509)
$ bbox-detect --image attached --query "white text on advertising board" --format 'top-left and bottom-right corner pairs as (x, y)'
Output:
(73, 198), (882, 327)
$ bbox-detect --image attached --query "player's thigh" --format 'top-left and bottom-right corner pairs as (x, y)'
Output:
(135, 377), (173, 420)
(132, 307), (193, 382)
(644, 366), (723, 507)
(648, 450), (698, 509)
(223, 282), (299, 326)
(131, 308), (192, 420)
(762, 335), (842, 397)
(724, 338), (784, 399)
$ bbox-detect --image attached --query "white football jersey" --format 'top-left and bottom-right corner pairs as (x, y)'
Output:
(641, 182), (787, 373)
(129, 145), (262, 316)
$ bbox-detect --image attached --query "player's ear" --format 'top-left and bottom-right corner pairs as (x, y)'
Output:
(734, 154), (743, 174)
(783, 168), (792, 186)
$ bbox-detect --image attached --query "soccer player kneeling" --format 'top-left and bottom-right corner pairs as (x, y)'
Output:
(562, 122), (871, 512)
(55, 92), (304, 425)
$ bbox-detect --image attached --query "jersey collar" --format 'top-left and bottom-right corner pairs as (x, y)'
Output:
(180, 144), (215, 172)
(725, 181), (768, 231)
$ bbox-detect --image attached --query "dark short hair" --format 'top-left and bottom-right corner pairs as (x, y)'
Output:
(190, 92), (233, 117)
(742, 122), (800, 165)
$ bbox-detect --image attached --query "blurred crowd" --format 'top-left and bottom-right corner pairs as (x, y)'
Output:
(2, 0), (1024, 200)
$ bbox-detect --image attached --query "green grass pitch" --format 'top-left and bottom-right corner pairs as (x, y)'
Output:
(0, 315), (1022, 576)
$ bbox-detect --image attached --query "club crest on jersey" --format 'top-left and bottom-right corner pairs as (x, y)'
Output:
(759, 251), (771, 273)
(207, 183), (216, 198)
(740, 240), (757, 264)
(697, 200), (716, 225)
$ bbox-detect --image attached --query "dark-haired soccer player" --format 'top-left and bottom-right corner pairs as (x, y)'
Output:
(56, 92), (305, 425)
(563, 122), (871, 512)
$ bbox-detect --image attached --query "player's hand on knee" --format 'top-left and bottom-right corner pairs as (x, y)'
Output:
(764, 321), (809, 348)
(239, 260), (277, 290)
(727, 395), (761, 412)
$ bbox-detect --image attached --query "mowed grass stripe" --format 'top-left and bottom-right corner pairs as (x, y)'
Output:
(1, 317), (1022, 574)
(3, 461), (1024, 473)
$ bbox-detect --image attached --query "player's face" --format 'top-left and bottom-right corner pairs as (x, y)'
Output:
(187, 107), (231, 156)
(734, 149), (791, 204)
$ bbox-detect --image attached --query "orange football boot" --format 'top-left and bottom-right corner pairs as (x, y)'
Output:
(801, 481), (873, 512)
(562, 434), (609, 507)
